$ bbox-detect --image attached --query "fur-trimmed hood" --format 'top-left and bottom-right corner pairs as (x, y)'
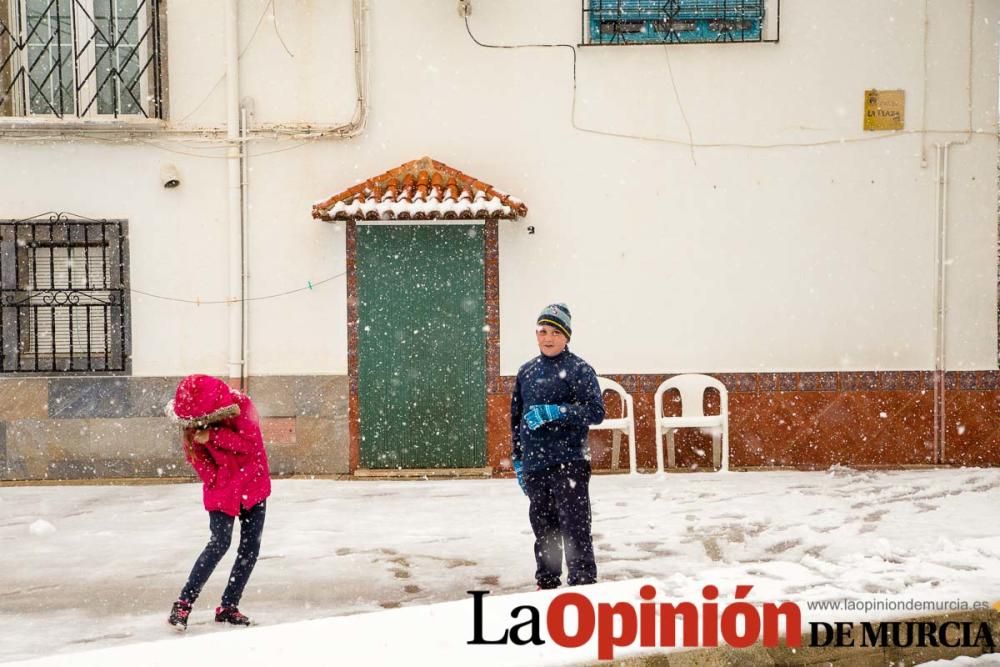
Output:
(166, 374), (241, 428)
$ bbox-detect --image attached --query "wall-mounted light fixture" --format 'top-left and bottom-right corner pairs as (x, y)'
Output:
(160, 164), (181, 189)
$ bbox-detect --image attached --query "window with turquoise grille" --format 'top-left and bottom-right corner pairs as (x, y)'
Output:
(583, 0), (776, 45)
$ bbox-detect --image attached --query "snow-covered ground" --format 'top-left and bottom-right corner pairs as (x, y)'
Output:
(921, 657), (1000, 666)
(2, 467), (999, 665)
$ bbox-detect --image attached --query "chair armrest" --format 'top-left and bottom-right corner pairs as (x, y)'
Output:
(658, 415), (724, 428)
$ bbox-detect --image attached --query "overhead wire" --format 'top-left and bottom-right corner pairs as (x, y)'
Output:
(271, 0), (296, 59)
(131, 272), (344, 305)
(9, 211), (346, 304)
(174, 0), (278, 125)
(463, 12), (992, 150)
(662, 45), (696, 165)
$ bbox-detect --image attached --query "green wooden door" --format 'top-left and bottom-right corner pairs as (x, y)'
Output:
(356, 224), (486, 469)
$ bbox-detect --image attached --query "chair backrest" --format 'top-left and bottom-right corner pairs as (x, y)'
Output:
(655, 373), (728, 418)
(597, 376), (631, 416)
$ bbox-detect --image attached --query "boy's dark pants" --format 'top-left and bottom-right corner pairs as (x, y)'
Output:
(180, 500), (266, 607)
(525, 460), (596, 588)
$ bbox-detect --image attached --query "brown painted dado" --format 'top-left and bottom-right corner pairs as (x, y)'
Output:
(0, 375), (349, 481)
(487, 371), (1000, 472)
(318, 158), (1000, 475)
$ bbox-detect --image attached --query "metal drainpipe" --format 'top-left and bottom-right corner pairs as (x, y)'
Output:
(933, 143), (951, 464)
(225, 0), (243, 386)
(240, 101), (251, 392)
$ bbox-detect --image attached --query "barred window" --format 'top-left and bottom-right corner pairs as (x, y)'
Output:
(0, 218), (130, 373)
(583, 0), (778, 46)
(0, 0), (163, 119)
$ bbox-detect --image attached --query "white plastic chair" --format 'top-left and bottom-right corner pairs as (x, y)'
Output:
(654, 374), (729, 472)
(590, 377), (637, 475)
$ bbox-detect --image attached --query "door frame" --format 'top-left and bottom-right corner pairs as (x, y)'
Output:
(346, 219), (502, 473)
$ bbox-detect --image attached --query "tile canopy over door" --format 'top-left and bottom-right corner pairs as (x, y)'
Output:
(312, 156), (528, 472)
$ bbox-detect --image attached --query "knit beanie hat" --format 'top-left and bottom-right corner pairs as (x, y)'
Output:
(166, 374), (240, 427)
(537, 303), (572, 338)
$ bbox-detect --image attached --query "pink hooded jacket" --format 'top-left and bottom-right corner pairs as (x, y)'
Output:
(169, 374), (271, 517)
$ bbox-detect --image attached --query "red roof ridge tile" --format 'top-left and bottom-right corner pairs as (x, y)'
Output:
(313, 156), (528, 221)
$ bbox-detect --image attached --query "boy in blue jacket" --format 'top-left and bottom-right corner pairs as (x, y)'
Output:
(511, 303), (605, 589)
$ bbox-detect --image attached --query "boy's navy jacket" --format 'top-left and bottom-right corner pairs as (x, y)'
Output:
(511, 349), (605, 474)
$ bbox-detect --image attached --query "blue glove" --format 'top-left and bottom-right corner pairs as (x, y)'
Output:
(523, 404), (564, 431)
(513, 460), (527, 495)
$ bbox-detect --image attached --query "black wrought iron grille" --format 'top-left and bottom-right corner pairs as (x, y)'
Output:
(0, 0), (163, 118)
(0, 218), (130, 373)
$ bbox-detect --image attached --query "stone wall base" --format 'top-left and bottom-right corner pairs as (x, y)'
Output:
(0, 375), (349, 481)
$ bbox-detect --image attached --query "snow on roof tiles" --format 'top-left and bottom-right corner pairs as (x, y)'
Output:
(312, 156), (528, 222)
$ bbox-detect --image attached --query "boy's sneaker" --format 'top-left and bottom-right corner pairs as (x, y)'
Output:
(215, 605), (252, 626)
(168, 599), (192, 631)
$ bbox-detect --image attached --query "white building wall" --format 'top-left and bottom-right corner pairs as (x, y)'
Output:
(0, 0), (996, 378)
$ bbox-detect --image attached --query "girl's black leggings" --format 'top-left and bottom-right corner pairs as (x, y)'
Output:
(179, 500), (266, 608)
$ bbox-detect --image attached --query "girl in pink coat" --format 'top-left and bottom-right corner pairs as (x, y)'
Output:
(166, 374), (271, 631)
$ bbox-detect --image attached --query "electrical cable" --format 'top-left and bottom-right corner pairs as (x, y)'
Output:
(464, 12), (993, 150)
(131, 272), (344, 304)
(662, 45), (696, 165)
(174, 0), (277, 124)
(7, 211), (346, 304)
(271, 0), (296, 59)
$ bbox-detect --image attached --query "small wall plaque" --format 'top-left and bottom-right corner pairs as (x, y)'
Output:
(864, 89), (905, 131)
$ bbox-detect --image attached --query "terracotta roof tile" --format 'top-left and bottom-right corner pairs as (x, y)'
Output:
(312, 156), (528, 222)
